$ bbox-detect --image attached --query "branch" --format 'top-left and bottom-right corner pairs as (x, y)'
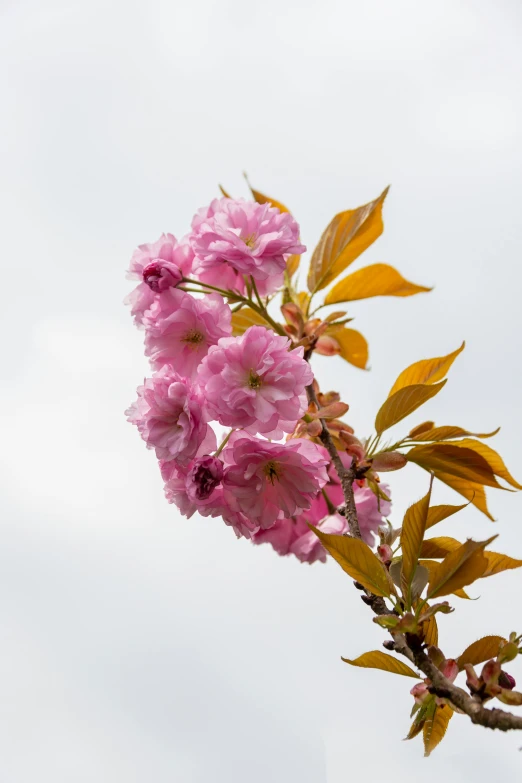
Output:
(305, 374), (522, 732)
(305, 383), (361, 539)
(393, 636), (522, 732)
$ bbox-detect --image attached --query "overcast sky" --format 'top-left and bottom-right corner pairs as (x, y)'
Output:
(1, 0), (522, 780)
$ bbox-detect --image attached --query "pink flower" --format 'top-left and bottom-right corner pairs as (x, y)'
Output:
(161, 459), (198, 518)
(289, 513), (347, 564)
(126, 368), (216, 464)
(252, 512), (347, 564)
(197, 325), (313, 438)
(125, 234), (194, 325)
(161, 454), (259, 539)
(190, 198), (305, 288)
(144, 289), (232, 378)
(222, 434), (329, 529)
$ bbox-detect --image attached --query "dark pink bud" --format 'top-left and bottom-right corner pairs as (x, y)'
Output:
(188, 455), (223, 500)
(498, 671), (516, 690)
(377, 544), (393, 564)
(143, 259), (183, 292)
(441, 659), (459, 683)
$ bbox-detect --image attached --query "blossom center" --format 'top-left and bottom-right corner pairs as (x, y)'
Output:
(242, 233), (257, 248)
(182, 329), (204, 348)
(263, 460), (282, 485)
(248, 369), (262, 389)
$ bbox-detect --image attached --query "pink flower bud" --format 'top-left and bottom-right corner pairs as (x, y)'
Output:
(377, 544), (393, 564)
(410, 682), (430, 705)
(314, 335), (341, 356)
(371, 452), (408, 472)
(441, 659), (459, 683)
(498, 671), (516, 690)
(143, 259), (183, 291)
(481, 660), (501, 686)
(188, 455), (224, 500)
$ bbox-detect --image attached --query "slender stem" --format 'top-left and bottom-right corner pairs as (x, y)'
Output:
(250, 276), (265, 310)
(181, 277), (236, 298)
(214, 429), (235, 457)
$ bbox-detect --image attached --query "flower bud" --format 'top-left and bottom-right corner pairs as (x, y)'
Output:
(371, 451), (408, 472)
(314, 335), (341, 356)
(377, 544), (393, 564)
(441, 659), (459, 683)
(481, 659), (501, 686)
(498, 671), (516, 690)
(187, 455), (224, 500)
(143, 259), (183, 291)
(410, 682), (430, 705)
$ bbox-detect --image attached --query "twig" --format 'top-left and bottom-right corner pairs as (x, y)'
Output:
(305, 383), (361, 539)
(304, 376), (522, 733)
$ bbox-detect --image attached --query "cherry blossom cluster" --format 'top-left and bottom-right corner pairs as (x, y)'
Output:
(125, 197), (391, 563)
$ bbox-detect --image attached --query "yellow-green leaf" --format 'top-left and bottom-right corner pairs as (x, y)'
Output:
(231, 307), (270, 336)
(341, 650), (419, 678)
(401, 484), (432, 607)
(311, 526), (392, 596)
(388, 342), (465, 397)
(440, 439), (522, 490)
(243, 173), (290, 213)
(307, 187), (389, 293)
(375, 381), (447, 434)
(427, 471), (493, 521)
(427, 536), (496, 599)
(423, 705), (453, 757)
(406, 443), (503, 489)
(324, 264), (431, 305)
(420, 537), (462, 558)
(410, 425), (500, 442)
(482, 552), (522, 578)
(327, 326), (369, 369)
(426, 503), (469, 529)
(457, 636), (507, 670)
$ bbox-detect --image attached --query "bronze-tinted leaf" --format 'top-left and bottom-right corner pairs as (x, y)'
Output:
(442, 439), (522, 490)
(409, 425), (500, 442)
(286, 254), (300, 277)
(375, 381), (446, 434)
(423, 705), (453, 757)
(420, 537), (461, 559)
(311, 526), (392, 596)
(457, 636), (507, 670)
(422, 614), (439, 647)
(427, 537), (496, 599)
(400, 484), (432, 607)
(326, 326), (368, 369)
(388, 342), (465, 397)
(406, 443), (503, 489)
(218, 184), (232, 198)
(307, 187), (389, 292)
(482, 552), (522, 578)
(426, 503), (469, 529)
(243, 173), (290, 213)
(426, 472), (493, 521)
(231, 307), (271, 335)
(341, 650), (419, 678)
(324, 264), (431, 305)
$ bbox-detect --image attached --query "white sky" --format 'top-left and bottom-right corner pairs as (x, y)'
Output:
(1, 0), (522, 780)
